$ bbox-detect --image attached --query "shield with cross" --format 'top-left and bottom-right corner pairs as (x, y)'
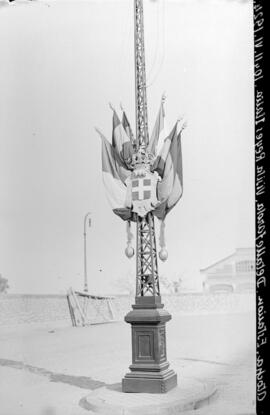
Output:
(127, 170), (159, 217)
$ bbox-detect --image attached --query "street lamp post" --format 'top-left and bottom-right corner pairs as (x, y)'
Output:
(83, 212), (91, 293)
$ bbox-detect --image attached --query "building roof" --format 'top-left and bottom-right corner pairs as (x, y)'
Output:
(200, 247), (255, 273)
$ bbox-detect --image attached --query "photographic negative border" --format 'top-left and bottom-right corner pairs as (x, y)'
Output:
(254, 0), (269, 413)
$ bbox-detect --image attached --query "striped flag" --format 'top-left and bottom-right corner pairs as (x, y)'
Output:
(152, 122), (178, 178)
(101, 134), (126, 208)
(147, 97), (166, 157)
(165, 130), (183, 214)
(112, 110), (134, 168)
(99, 132), (133, 221)
(96, 128), (131, 184)
(122, 110), (134, 142)
(154, 129), (183, 220)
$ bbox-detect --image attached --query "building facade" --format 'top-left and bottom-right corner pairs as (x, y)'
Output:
(201, 247), (255, 293)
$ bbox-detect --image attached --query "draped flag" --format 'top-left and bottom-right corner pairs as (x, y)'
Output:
(147, 96), (166, 157)
(165, 130), (183, 215)
(112, 109), (134, 168)
(99, 132), (134, 221)
(154, 128), (183, 220)
(97, 102), (185, 226)
(122, 110), (134, 143)
(96, 128), (131, 184)
(152, 122), (178, 178)
(155, 125), (178, 203)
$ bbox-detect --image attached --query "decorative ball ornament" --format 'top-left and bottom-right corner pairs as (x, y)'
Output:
(159, 248), (168, 262)
(125, 245), (135, 259)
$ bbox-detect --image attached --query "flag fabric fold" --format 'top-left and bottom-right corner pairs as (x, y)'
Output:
(152, 122), (178, 178)
(99, 131), (133, 221)
(147, 97), (166, 157)
(122, 110), (134, 143)
(165, 130), (183, 214)
(96, 128), (131, 184)
(112, 110), (134, 168)
(97, 102), (184, 224)
(154, 129), (183, 220)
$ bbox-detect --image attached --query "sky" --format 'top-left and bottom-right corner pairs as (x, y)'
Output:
(0, 0), (254, 294)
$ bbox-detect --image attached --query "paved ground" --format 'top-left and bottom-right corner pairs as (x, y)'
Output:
(0, 311), (256, 415)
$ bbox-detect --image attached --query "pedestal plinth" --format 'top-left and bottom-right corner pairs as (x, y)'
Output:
(122, 296), (177, 393)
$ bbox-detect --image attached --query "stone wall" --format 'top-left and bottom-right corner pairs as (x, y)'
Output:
(0, 292), (256, 327)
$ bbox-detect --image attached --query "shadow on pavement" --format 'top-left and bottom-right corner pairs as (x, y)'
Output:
(0, 357), (108, 390)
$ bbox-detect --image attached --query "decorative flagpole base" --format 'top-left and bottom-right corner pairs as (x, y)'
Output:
(122, 296), (177, 393)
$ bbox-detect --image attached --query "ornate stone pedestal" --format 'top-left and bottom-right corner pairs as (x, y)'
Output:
(122, 296), (177, 393)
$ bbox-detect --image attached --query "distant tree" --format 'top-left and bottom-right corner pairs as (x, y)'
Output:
(159, 274), (184, 294)
(159, 274), (174, 294)
(0, 274), (9, 294)
(114, 270), (135, 296)
(172, 278), (183, 294)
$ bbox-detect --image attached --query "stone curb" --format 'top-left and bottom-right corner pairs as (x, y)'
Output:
(80, 377), (218, 414)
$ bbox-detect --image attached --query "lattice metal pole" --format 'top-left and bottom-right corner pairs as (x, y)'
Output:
(122, 0), (177, 393)
(134, 0), (160, 301)
(136, 215), (160, 297)
(134, 0), (149, 149)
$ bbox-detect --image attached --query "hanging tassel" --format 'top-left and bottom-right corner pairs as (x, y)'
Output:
(159, 219), (168, 262)
(125, 221), (134, 258)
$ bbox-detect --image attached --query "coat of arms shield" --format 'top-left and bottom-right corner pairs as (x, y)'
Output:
(126, 170), (159, 217)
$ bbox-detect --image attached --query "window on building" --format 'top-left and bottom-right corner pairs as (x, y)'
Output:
(236, 260), (255, 273)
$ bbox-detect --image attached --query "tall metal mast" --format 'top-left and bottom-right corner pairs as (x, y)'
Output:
(134, 0), (149, 149)
(134, 0), (160, 301)
(122, 0), (177, 394)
